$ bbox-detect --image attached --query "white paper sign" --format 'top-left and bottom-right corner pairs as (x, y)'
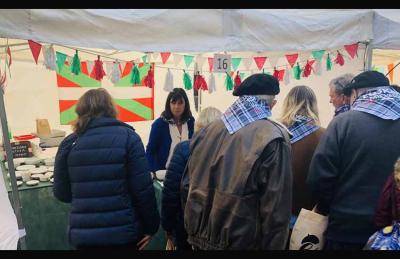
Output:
(213, 54), (231, 73)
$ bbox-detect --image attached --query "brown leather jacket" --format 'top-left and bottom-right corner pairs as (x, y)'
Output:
(181, 118), (292, 250)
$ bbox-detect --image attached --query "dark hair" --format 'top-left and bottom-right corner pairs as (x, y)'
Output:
(73, 88), (117, 135)
(161, 88), (192, 122)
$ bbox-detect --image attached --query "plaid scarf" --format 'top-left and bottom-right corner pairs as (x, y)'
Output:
(334, 104), (351, 117)
(288, 115), (320, 144)
(222, 95), (272, 134)
(352, 86), (400, 120)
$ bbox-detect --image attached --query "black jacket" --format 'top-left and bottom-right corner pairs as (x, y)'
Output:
(307, 110), (400, 244)
(54, 117), (160, 246)
(161, 140), (190, 248)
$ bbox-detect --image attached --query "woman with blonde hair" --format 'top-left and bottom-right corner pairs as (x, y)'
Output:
(54, 88), (160, 250)
(279, 85), (326, 230)
(161, 106), (222, 250)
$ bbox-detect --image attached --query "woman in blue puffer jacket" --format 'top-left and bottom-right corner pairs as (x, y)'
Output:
(54, 88), (160, 250)
(161, 107), (222, 250)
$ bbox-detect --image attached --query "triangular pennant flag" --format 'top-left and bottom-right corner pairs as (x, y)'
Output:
(388, 63), (394, 83)
(208, 57), (214, 72)
(163, 69), (174, 92)
(312, 50), (325, 61)
(142, 55), (147, 64)
(242, 58), (252, 70)
(28, 40), (42, 64)
(56, 51), (67, 72)
(208, 73), (216, 94)
(151, 52), (159, 62)
(87, 61), (95, 76)
(173, 54), (183, 67)
(283, 66), (291, 85)
(285, 53), (298, 68)
(231, 57), (242, 71)
(196, 56), (206, 71)
(184, 55), (194, 68)
(160, 52), (171, 64)
(240, 72), (246, 80)
(313, 60), (322, 75)
(335, 51), (345, 66)
(268, 55), (280, 69)
(344, 43), (359, 59)
(42, 45), (56, 71)
(253, 56), (267, 70)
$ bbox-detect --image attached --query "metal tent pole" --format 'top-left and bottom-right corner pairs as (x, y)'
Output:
(0, 88), (26, 250)
(365, 41), (373, 71)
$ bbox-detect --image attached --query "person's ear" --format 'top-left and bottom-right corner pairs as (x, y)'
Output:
(270, 99), (277, 109)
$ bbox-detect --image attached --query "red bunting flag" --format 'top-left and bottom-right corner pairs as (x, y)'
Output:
(335, 51), (345, 66)
(254, 57), (267, 70)
(28, 40), (42, 64)
(303, 60), (314, 77)
(234, 71), (242, 90)
(90, 56), (106, 80)
(143, 64), (154, 88)
(344, 43), (359, 59)
(160, 52), (171, 64)
(193, 73), (208, 91)
(6, 46), (12, 67)
(208, 57), (214, 72)
(285, 53), (298, 68)
(273, 68), (285, 81)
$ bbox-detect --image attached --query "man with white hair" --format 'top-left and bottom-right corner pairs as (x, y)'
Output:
(328, 73), (354, 117)
(182, 74), (292, 250)
(308, 71), (400, 250)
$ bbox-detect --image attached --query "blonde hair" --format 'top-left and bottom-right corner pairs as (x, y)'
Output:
(73, 88), (117, 135)
(394, 158), (400, 188)
(279, 85), (320, 127)
(195, 107), (222, 132)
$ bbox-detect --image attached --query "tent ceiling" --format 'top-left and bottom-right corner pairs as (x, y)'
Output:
(0, 9), (374, 52)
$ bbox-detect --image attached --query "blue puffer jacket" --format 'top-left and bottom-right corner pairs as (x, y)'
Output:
(53, 117), (160, 247)
(161, 140), (190, 248)
(146, 117), (194, 172)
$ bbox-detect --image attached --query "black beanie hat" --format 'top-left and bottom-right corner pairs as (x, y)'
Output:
(233, 73), (280, 96)
(343, 70), (390, 95)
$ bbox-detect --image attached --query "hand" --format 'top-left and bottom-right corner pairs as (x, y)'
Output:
(137, 234), (152, 250)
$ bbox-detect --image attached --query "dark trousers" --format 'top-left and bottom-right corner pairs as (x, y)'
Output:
(323, 239), (365, 250)
(76, 242), (138, 250)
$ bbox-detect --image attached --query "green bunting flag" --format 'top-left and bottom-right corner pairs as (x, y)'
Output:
(225, 73), (234, 91)
(293, 63), (302, 80)
(184, 55), (194, 68)
(71, 51), (81, 75)
(311, 50), (325, 61)
(56, 51), (67, 72)
(326, 54), (332, 71)
(130, 65), (141, 84)
(183, 71), (192, 90)
(232, 58), (242, 71)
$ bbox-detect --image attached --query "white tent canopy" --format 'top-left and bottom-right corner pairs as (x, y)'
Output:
(0, 9), (375, 52)
(372, 9), (400, 50)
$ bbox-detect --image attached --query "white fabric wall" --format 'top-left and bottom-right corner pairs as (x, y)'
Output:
(3, 46), (365, 147)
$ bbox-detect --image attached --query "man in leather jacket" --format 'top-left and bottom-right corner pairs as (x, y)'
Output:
(181, 74), (293, 250)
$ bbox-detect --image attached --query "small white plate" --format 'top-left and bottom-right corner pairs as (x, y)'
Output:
(16, 165), (36, 171)
(26, 180), (39, 186)
(46, 166), (54, 172)
(30, 167), (47, 174)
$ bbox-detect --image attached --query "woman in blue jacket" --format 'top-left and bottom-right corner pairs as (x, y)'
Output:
(146, 88), (194, 174)
(53, 88), (160, 250)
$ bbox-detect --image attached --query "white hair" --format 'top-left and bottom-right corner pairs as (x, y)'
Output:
(195, 106), (222, 132)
